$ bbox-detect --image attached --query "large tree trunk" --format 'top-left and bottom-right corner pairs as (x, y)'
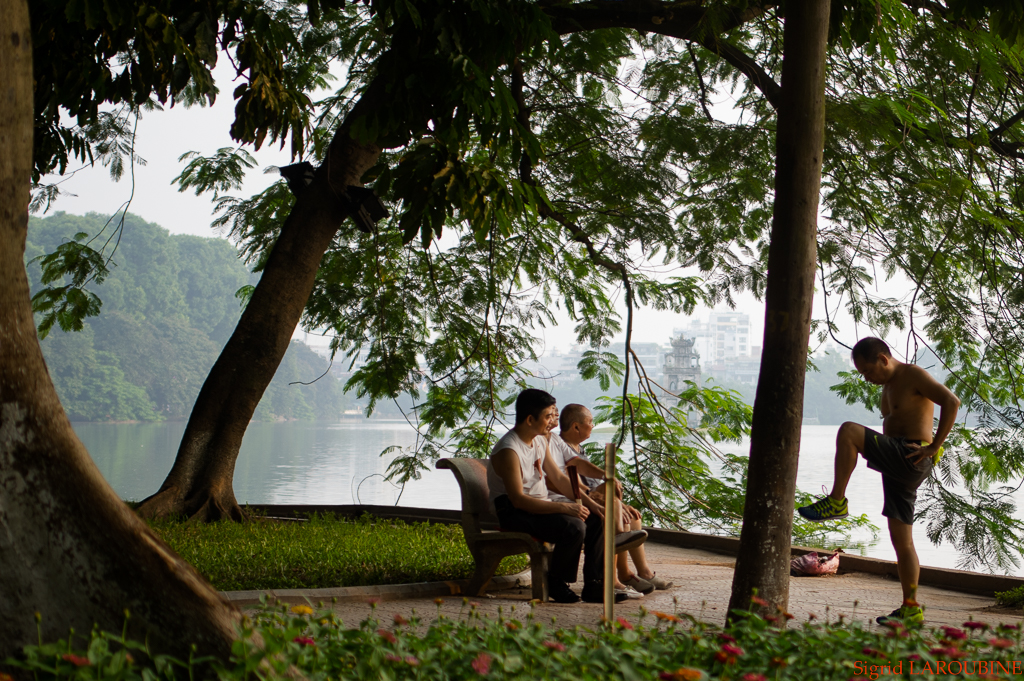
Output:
(0, 0), (240, 664)
(727, 0), (830, 616)
(136, 81), (387, 521)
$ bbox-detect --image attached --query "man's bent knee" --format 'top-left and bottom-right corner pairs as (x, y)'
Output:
(837, 422), (866, 450)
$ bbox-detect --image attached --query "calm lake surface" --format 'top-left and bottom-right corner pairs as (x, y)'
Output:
(74, 421), (1015, 575)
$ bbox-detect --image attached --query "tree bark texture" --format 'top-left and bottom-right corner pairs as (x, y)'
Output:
(0, 0), (239, 664)
(136, 80), (386, 521)
(727, 0), (830, 616)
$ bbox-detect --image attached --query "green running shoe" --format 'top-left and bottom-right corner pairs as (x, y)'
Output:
(876, 604), (924, 626)
(796, 494), (848, 522)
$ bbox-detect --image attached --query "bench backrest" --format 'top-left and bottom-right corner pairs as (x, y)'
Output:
(436, 457), (507, 533)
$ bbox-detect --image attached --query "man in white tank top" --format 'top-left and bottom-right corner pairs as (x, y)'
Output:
(491, 389), (645, 603)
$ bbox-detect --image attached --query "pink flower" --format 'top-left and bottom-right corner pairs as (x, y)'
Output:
(292, 636), (315, 647)
(941, 626), (967, 640)
(472, 652), (492, 675)
(394, 614), (409, 626)
(385, 654), (402, 663)
(964, 621), (989, 631)
(543, 640), (566, 652)
(750, 596), (769, 607)
(616, 617), (634, 630)
(61, 654), (90, 667)
(999, 623), (1020, 631)
(718, 633), (737, 643)
(742, 674), (767, 681)
(721, 644), (744, 657)
(989, 637), (1015, 649)
(405, 656), (420, 666)
(861, 647), (884, 658)
(907, 654), (921, 661)
(366, 597), (381, 605)
(930, 647), (966, 658)
(378, 629), (396, 644)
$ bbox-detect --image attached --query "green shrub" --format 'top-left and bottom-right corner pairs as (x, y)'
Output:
(8, 600), (1023, 681)
(995, 585), (1024, 608)
(148, 513), (528, 591)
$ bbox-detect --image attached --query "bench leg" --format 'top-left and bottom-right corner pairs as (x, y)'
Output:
(467, 551), (503, 597)
(530, 551), (550, 603)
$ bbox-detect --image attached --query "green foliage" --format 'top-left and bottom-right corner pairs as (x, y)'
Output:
(590, 387), (876, 549)
(995, 584), (1024, 608)
(10, 598), (1024, 681)
(26, 212), (351, 421)
(148, 513), (528, 591)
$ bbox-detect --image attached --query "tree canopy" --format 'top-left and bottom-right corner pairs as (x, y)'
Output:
(27, 0), (1024, 571)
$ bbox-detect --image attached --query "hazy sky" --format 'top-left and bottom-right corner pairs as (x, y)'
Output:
(36, 56), (918, 360)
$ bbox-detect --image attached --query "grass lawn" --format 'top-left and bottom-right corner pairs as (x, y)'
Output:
(148, 513), (528, 591)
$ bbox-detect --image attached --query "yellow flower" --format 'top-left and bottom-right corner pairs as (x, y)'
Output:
(291, 605), (314, 615)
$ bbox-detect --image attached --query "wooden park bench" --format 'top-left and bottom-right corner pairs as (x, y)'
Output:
(436, 457), (552, 602)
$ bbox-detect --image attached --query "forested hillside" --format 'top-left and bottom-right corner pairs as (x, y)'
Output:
(26, 212), (350, 421)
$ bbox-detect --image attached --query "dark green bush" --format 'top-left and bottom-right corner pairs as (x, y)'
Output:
(148, 513), (528, 590)
(995, 585), (1024, 608)
(8, 600), (1022, 681)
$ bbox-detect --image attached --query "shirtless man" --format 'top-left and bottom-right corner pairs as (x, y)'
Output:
(490, 389), (646, 603)
(547, 404), (673, 596)
(797, 337), (960, 625)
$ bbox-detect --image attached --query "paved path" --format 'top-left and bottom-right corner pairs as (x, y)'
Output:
(300, 542), (1024, 630)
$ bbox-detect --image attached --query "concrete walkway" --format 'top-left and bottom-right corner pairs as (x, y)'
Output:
(274, 542), (1024, 630)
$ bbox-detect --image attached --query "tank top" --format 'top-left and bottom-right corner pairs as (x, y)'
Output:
(489, 429), (549, 503)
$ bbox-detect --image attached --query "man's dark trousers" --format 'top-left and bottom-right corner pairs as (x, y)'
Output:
(494, 495), (604, 584)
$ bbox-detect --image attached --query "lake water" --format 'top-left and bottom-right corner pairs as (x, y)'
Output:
(73, 421), (1013, 575)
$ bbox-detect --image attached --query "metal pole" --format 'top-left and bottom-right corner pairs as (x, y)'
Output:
(603, 442), (616, 621)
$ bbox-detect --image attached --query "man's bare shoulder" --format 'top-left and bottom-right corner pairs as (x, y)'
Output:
(890, 362), (935, 386)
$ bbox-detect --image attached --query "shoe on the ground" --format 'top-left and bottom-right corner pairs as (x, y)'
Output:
(797, 494), (849, 522)
(615, 529), (648, 553)
(617, 585), (645, 600)
(623, 575), (655, 595)
(548, 580), (580, 604)
(876, 604), (924, 626)
(581, 583), (628, 604)
(643, 573), (673, 590)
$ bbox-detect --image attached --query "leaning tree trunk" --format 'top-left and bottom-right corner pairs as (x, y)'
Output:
(726, 0), (830, 617)
(136, 81), (388, 521)
(0, 0), (239, 664)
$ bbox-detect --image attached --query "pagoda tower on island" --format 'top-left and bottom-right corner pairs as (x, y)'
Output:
(663, 334), (701, 394)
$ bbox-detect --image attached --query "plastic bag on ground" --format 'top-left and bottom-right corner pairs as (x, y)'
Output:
(790, 548), (841, 576)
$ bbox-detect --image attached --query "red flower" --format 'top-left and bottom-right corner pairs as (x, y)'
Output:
(907, 654), (921, 661)
(764, 615), (779, 624)
(721, 644), (744, 657)
(940, 626), (967, 640)
(543, 640), (566, 652)
(742, 674), (767, 681)
(616, 617), (634, 630)
(292, 636), (315, 647)
(783, 612), (795, 620)
(930, 647), (967, 658)
(394, 614), (409, 626)
(62, 654), (91, 667)
(472, 652), (492, 675)
(385, 654), (402, 663)
(989, 637), (1015, 649)
(378, 629), (397, 644)
(505, 621), (520, 631)
(964, 621), (989, 631)
(861, 647), (884, 658)
(717, 633), (737, 643)
(999, 623), (1020, 631)
(366, 597), (382, 605)
(750, 596), (769, 607)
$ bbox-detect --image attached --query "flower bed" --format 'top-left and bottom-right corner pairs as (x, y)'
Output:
(8, 599), (1023, 680)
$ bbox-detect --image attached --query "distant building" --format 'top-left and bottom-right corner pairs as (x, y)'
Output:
(663, 335), (701, 393)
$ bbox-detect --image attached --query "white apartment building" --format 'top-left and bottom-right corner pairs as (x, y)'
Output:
(677, 311), (753, 363)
